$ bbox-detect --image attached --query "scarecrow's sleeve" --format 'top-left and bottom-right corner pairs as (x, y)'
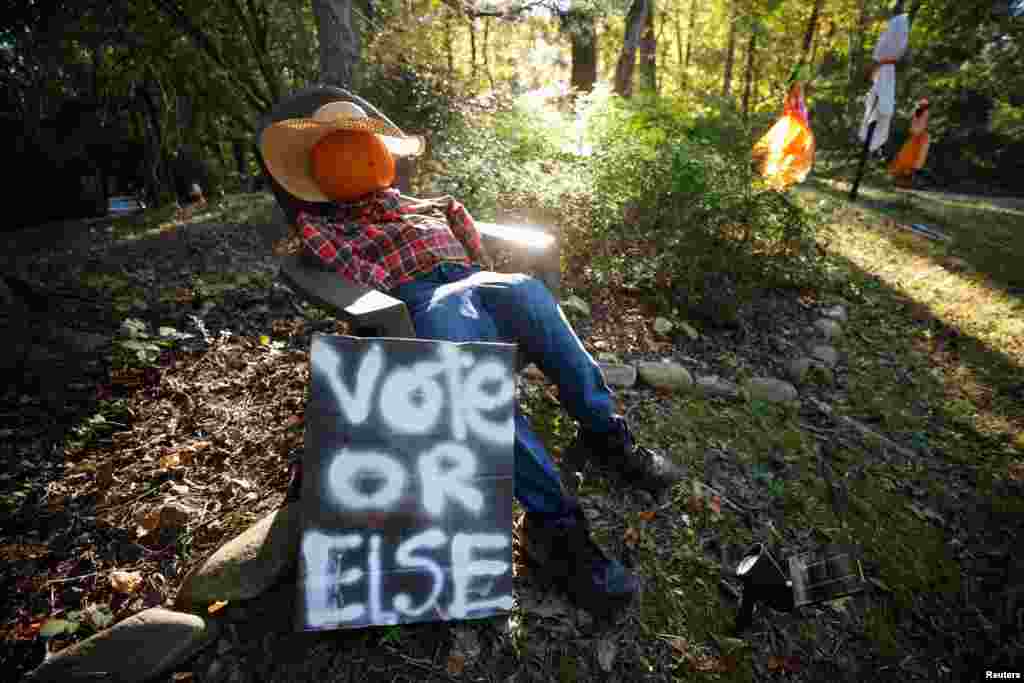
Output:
(444, 198), (487, 266)
(297, 211), (391, 290)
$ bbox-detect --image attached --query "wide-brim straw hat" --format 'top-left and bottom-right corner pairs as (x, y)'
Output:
(261, 101), (424, 202)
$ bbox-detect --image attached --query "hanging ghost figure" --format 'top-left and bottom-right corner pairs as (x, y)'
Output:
(859, 7), (910, 153)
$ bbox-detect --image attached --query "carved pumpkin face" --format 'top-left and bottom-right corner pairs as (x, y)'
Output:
(310, 130), (396, 202)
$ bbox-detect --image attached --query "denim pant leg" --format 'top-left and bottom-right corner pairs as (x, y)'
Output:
(392, 269), (572, 517)
(469, 272), (617, 434)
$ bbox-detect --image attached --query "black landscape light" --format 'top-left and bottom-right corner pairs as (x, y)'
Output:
(733, 543), (866, 633)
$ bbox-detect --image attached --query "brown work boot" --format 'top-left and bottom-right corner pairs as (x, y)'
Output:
(564, 417), (685, 497)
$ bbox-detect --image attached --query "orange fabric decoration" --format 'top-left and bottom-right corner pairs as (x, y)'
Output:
(310, 130), (396, 202)
(752, 83), (816, 190)
(889, 100), (930, 187)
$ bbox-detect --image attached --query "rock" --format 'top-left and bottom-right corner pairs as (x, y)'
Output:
(653, 318), (674, 335)
(596, 352), (620, 364)
(810, 345), (839, 368)
(744, 377), (798, 403)
(175, 505), (300, 609)
(637, 362), (693, 392)
(679, 321), (700, 340)
(813, 319), (843, 341)
(29, 608), (217, 683)
(561, 295), (590, 317)
(821, 305), (848, 323)
(599, 362), (637, 388)
(787, 358), (815, 384)
(695, 375), (740, 399)
(522, 364), (546, 381)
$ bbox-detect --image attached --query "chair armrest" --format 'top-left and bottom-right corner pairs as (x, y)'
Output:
(278, 253), (416, 338)
(475, 221), (561, 298)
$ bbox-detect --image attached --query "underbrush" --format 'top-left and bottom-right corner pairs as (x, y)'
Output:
(431, 86), (825, 327)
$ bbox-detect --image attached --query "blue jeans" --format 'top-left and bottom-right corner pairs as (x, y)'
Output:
(390, 263), (617, 517)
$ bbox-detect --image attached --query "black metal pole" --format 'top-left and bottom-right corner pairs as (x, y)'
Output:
(849, 119), (877, 201)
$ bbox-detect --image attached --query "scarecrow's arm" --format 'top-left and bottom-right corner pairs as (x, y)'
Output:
(297, 211), (392, 291)
(444, 198), (491, 269)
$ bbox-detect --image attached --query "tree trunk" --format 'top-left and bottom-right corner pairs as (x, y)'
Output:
(483, 17), (495, 91)
(614, 0), (650, 98)
(638, 0), (657, 95)
(444, 10), (454, 78)
(684, 0), (698, 88)
(233, 140), (248, 191)
(802, 0), (824, 63)
(312, 0), (360, 88)
(561, 10), (598, 95)
(139, 83), (170, 206)
(847, 0), (869, 120)
(743, 29), (756, 118)
(468, 15), (478, 85)
(722, 0), (737, 99)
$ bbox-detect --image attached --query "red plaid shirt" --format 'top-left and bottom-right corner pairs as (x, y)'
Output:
(297, 189), (483, 292)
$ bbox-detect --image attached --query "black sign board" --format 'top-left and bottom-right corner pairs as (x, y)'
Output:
(297, 334), (517, 631)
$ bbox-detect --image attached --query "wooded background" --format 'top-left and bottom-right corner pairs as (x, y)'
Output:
(2, 0), (1021, 227)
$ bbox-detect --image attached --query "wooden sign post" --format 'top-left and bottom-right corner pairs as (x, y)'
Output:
(297, 334), (517, 630)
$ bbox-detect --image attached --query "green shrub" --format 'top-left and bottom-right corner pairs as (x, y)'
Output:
(571, 88), (823, 326)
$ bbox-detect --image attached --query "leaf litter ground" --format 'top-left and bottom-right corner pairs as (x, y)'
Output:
(1, 188), (1022, 681)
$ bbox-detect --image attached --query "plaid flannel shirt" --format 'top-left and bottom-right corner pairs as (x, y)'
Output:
(296, 188), (483, 292)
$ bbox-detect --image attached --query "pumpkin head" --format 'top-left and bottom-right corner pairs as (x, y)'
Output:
(309, 130), (396, 202)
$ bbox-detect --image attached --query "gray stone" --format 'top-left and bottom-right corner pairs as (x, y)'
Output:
(810, 345), (839, 368)
(695, 375), (741, 399)
(637, 362), (693, 392)
(813, 318), (843, 341)
(599, 362), (637, 387)
(787, 358), (815, 384)
(175, 505), (300, 609)
(821, 305), (849, 323)
(560, 295), (590, 317)
(29, 608), (217, 683)
(744, 377), (798, 403)
(678, 321), (700, 341)
(597, 352), (621, 364)
(653, 317), (674, 335)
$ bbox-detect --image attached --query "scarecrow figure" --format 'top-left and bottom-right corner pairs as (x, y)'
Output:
(752, 66), (816, 190)
(859, 3), (910, 153)
(260, 101), (686, 618)
(888, 98), (930, 188)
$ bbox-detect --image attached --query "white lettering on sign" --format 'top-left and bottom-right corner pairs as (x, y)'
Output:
(320, 343), (383, 425)
(303, 529), (513, 628)
(325, 443), (484, 519)
(327, 451), (408, 510)
(418, 442), (484, 518)
(393, 529), (446, 617)
(450, 533), (514, 619)
(321, 342), (515, 444)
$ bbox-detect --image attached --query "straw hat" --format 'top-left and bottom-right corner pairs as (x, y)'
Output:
(260, 101), (424, 202)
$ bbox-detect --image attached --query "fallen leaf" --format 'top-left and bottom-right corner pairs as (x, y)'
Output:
(639, 510), (656, 522)
(170, 484), (189, 496)
(207, 600), (228, 614)
(0, 543), (50, 562)
(623, 526), (640, 549)
(709, 494), (722, 516)
(135, 508), (162, 537)
(768, 655), (802, 673)
(597, 634), (618, 672)
(667, 637), (690, 656)
(159, 453), (181, 469)
(686, 496), (705, 515)
(446, 654), (466, 675)
(688, 653), (726, 672)
(1008, 462), (1024, 482)
(109, 570), (143, 594)
(39, 619), (77, 639)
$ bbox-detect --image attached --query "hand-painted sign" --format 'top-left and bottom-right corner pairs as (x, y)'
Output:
(297, 334), (517, 630)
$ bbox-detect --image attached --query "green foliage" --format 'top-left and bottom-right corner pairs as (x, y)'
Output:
(572, 88), (823, 325)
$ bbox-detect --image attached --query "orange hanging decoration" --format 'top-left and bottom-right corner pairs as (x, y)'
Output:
(751, 82), (816, 190)
(889, 98), (930, 189)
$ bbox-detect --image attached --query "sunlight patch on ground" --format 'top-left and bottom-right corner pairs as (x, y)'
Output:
(822, 207), (1024, 368)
